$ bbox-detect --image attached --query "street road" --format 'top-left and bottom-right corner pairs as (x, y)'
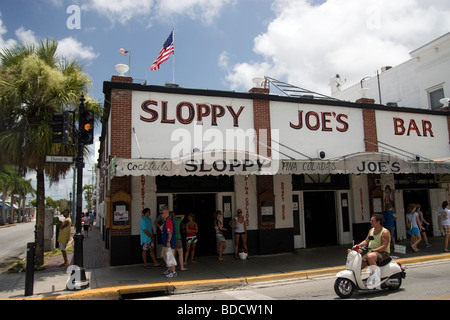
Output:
(144, 259), (450, 300)
(0, 219), (36, 271)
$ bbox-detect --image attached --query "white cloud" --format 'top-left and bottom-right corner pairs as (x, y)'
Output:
(81, 0), (154, 25)
(56, 37), (99, 61)
(15, 27), (38, 45)
(156, 0), (235, 25)
(0, 13), (17, 48)
(0, 12), (97, 63)
(81, 0), (234, 25)
(221, 0), (450, 95)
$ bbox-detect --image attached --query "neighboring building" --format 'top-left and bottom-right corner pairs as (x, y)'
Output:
(96, 73), (450, 266)
(330, 32), (450, 110)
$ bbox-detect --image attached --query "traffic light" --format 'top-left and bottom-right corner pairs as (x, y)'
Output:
(51, 111), (70, 144)
(79, 110), (94, 145)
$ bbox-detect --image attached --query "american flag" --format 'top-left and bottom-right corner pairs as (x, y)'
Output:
(150, 31), (174, 70)
(119, 48), (129, 56)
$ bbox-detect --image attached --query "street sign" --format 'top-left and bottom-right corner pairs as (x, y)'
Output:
(45, 155), (74, 164)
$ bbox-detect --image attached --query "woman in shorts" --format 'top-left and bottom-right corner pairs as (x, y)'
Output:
(229, 209), (248, 259)
(184, 213), (198, 265)
(214, 211), (227, 261)
(406, 203), (424, 252)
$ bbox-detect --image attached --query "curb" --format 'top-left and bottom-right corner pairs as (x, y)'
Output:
(9, 253), (450, 300)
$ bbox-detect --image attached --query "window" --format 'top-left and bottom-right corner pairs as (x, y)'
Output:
(429, 87), (445, 110)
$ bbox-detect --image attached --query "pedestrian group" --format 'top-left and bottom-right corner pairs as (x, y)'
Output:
(140, 206), (249, 278)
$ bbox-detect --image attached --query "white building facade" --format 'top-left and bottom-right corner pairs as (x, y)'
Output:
(330, 32), (450, 111)
(97, 74), (450, 266)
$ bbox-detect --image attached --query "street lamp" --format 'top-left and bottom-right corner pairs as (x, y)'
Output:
(68, 94), (90, 290)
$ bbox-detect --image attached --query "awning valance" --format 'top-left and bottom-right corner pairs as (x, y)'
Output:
(279, 152), (450, 175)
(113, 150), (275, 177)
(111, 152), (450, 177)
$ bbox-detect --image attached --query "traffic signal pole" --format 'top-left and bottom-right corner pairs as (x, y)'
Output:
(68, 94), (89, 290)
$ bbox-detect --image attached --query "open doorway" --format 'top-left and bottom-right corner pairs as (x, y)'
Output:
(173, 194), (217, 256)
(304, 191), (337, 247)
(402, 189), (432, 235)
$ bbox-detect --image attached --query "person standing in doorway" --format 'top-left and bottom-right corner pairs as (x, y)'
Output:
(230, 209), (249, 259)
(438, 201), (450, 252)
(58, 209), (72, 268)
(140, 208), (161, 269)
(160, 207), (177, 277)
(184, 213), (198, 265)
(383, 203), (397, 247)
(214, 210), (227, 261)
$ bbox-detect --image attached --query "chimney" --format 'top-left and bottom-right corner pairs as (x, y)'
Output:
(440, 98), (450, 111)
(112, 64), (132, 83)
(356, 97), (375, 104)
(249, 77), (269, 94)
(356, 87), (375, 104)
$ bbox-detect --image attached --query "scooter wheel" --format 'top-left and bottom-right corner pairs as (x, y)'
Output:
(387, 273), (402, 291)
(334, 277), (355, 299)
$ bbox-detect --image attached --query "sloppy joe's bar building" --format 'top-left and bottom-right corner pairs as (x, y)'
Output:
(97, 75), (450, 266)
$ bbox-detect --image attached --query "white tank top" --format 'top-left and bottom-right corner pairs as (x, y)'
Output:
(235, 217), (245, 233)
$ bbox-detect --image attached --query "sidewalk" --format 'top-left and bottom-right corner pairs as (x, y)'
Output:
(1, 226), (450, 300)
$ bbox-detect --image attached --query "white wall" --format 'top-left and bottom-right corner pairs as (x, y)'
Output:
(375, 110), (450, 161)
(270, 101), (366, 160)
(131, 91), (255, 159)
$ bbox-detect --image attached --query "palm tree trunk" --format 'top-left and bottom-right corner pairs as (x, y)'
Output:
(35, 166), (45, 266)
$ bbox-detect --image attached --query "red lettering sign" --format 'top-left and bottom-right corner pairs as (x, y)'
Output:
(290, 110), (349, 132)
(393, 117), (434, 137)
(140, 100), (245, 127)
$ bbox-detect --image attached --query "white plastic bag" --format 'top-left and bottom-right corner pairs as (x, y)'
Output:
(366, 265), (381, 289)
(166, 249), (177, 267)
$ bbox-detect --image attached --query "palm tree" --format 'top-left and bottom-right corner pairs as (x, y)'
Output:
(0, 165), (21, 224)
(83, 184), (95, 212)
(14, 177), (35, 222)
(0, 39), (100, 265)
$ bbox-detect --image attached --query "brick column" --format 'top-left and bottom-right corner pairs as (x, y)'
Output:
(110, 76), (132, 194)
(250, 87), (271, 157)
(357, 98), (378, 152)
(109, 76), (133, 239)
(357, 97), (379, 218)
(249, 87), (275, 230)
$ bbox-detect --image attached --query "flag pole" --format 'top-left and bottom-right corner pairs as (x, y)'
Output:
(172, 29), (175, 84)
(128, 48), (131, 77)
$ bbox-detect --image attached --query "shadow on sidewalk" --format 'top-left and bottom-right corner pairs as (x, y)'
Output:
(40, 225), (109, 273)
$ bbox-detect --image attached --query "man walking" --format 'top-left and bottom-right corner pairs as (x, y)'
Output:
(160, 207), (177, 278)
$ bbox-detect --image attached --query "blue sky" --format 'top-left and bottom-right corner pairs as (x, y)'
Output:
(1, 0), (449, 202)
(0, 0), (277, 102)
